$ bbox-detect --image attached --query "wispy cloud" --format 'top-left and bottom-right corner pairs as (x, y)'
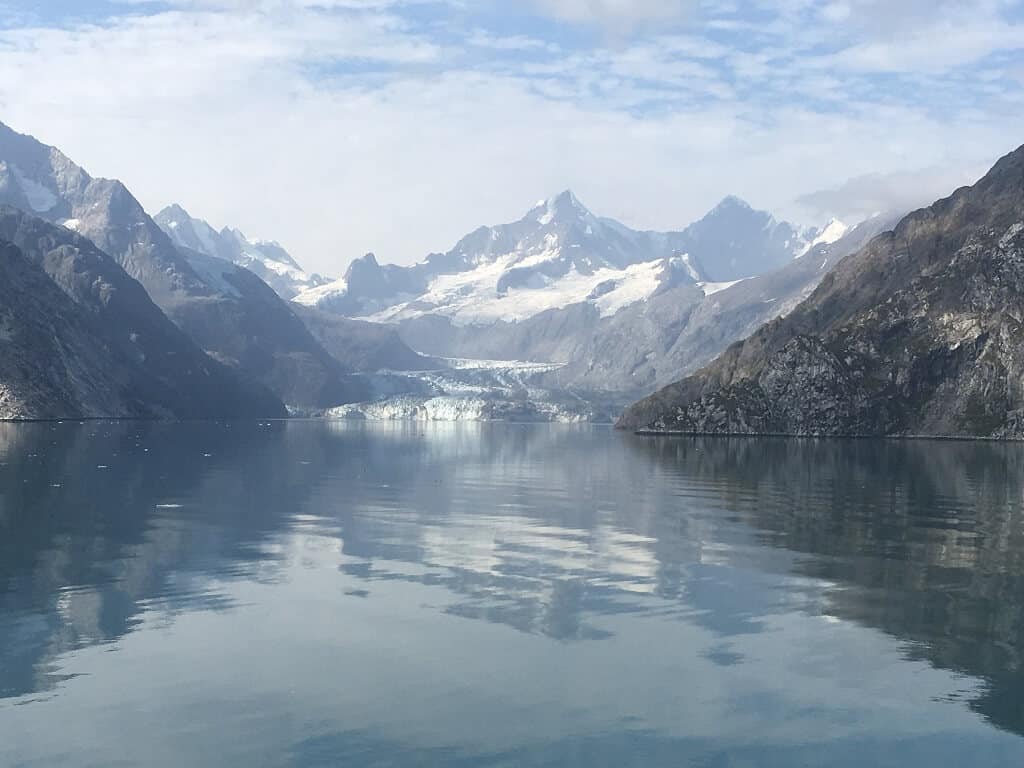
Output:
(530, 0), (697, 28)
(0, 0), (1019, 272)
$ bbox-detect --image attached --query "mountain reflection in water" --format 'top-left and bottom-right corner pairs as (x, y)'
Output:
(1, 422), (1023, 767)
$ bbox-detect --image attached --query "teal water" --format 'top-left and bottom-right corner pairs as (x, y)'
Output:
(1, 421), (1023, 767)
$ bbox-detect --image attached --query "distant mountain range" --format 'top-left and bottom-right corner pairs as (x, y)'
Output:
(285, 187), (861, 400)
(291, 190), (845, 325)
(155, 204), (328, 300)
(6, 116), (1018, 434)
(619, 143), (1024, 438)
(0, 120), (429, 412)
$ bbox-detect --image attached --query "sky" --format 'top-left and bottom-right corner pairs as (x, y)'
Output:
(0, 0), (1022, 274)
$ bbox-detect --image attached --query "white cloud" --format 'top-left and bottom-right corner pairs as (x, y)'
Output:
(0, 1), (1019, 276)
(795, 165), (989, 223)
(531, 0), (696, 27)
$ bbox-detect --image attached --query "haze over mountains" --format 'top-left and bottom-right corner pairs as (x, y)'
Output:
(0, 121), (373, 411)
(5, 116), (1024, 436)
(0, 117), (877, 422)
(282, 188), (861, 401)
(155, 204), (328, 300)
(0, 207), (284, 419)
(620, 143), (1024, 438)
(291, 191), (842, 324)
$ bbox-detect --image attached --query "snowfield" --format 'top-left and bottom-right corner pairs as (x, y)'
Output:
(364, 254), (670, 326)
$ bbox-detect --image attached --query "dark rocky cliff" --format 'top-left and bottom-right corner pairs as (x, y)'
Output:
(620, 144), (1024, 438)
(0, 209), (284, 419)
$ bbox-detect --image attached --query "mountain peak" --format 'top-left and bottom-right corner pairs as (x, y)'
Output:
(712, 195), (753, 213)
(345, 252), (380, 276)
(155, 203), (194, 228)
(531, 189), (593, 226)
(159, 202), (190, 218)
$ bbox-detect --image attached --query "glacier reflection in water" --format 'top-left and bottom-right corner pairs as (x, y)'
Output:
(1, 421), (1023, 766)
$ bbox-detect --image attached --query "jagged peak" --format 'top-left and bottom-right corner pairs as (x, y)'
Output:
(156, 203), (192, 221)
(345, 252), (380, 276)
(711, 195), (753, 213)
(529, 188), (594, 225)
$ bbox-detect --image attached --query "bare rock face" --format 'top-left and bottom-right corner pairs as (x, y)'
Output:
(620, 143), (1024, 438)
(0, 209), (285, 420)
(0, 121), (357, 410)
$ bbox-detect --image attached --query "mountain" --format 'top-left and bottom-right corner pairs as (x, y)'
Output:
(0, 207), (284, 419)
(291, 191), (857, 409)
(671, 195), (825, 282)
(154, 204), (436, 375)
(293, 190), (829, 326)
(619, 143), (1024, 437)
(154, 204), (327, 300)
(293, 305), (436, 372)
(538, 212), (897, 396)
(386, 215), (886, 399)
(0, 121), (359, 410)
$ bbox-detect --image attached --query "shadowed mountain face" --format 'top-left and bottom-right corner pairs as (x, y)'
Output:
(620, 144), (1024, 437)
(0, 208), (284, 419)
(0, 121), (360, 410)
(293, 305), (435, 373)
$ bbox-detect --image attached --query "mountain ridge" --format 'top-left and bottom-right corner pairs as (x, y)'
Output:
(618, 143), (1024, 437)
(0, 120), (360, 410)
(0, 207), (285, 419)
(293, 190), (836, 329)
(155, 203), (328, 300)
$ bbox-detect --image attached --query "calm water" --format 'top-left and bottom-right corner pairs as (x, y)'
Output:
(2, 422), (1024, 767)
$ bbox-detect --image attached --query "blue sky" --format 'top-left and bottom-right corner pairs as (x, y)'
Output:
(0, 0), (1022, 272)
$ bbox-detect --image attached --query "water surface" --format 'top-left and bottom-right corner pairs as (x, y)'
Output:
(1, 421), (1023, 766)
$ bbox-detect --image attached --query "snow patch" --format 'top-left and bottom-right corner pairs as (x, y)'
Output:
(12, 166), (57, 212)
(797, 218), (849, 257)
(678, 253), (702, 282)
(593, 260), (664, 318)
(699, 279), (743, 297)
(293, 276), (348, 307)
(366, 254), (666, 326)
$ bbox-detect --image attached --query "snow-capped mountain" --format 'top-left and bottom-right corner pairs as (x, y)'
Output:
(799, 217), (849, 256)
(288, 191), (881, 408)
(294, 190), (827, 326)
(0, 205), (285, 419)
(155, 204), (327, 300)
(0, 120), (365, 410)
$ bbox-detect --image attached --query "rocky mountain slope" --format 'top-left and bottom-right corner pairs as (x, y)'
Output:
(619, 143), (1024, 438)
(293, 306), (435, 373)
(540, 212), (898, 396)
(0, 121), (363, 410)
(0, 208), (284, 419)
(154, 203), (435, 375)
(155, 204), (327, 300)
(294, 191), (850, 399)
(293, 191), (835, 326)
